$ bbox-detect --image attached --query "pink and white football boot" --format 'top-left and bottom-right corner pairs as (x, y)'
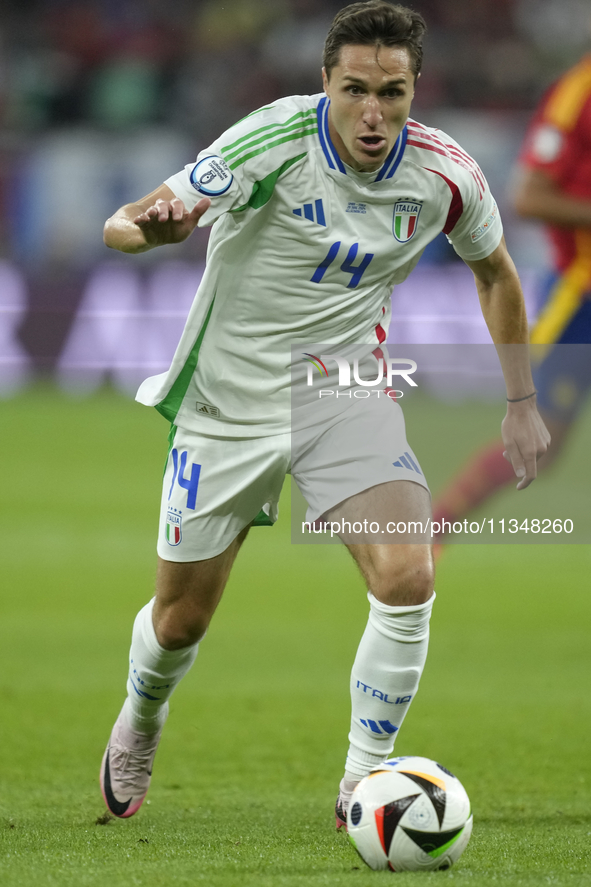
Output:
(335, 777), (359, 831)
(335, 793), (348, 831)
(100, 703), (167, 818)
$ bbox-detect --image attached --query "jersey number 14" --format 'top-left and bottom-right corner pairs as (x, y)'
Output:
(311, 241), (374, 289)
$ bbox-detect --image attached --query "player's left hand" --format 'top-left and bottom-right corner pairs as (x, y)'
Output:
(133, 197), (211, 247)
(501, 399), (551, 490)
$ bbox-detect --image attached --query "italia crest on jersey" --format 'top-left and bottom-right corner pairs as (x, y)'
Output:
(165, 508), (182, 546)
(392, 200), (422, 243)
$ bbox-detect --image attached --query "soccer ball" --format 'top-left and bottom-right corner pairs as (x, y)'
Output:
(347, 756), (473, 872)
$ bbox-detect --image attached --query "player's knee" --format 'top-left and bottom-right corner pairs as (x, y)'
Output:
(153, 607), (210, 650)
(370, 549), (434, 606)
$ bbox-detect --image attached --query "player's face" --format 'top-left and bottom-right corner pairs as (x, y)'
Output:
(322, 44), (415, 172)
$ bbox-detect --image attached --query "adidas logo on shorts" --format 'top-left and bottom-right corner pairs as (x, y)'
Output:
(393, 451), (422, 474)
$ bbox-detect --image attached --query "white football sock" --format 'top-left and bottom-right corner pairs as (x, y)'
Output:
(345, 591), (435, 780)
(125, 598), (199, 734)
(337, 776), (361, 813)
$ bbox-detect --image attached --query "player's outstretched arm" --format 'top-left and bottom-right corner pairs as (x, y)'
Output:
(103, 184), (211, 254)
(465, 239), (551, 490)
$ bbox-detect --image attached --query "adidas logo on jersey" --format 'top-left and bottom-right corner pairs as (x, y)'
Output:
(292, 199), (326, 226)
(196, 402), (220, 417)
(393, 451), (422, 475)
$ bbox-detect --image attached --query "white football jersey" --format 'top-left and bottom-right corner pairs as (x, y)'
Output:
(136, 93), (503, 436)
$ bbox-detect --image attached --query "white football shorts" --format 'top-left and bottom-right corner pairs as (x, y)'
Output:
(158, 394), (429, 561)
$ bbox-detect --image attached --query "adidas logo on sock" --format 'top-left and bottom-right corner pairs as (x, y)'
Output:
(360, 718), (399, 735)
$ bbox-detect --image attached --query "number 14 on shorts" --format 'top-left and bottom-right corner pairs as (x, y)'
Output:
(168, 448), (201, 510)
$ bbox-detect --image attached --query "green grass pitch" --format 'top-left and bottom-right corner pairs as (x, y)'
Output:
(0, 385), (590, 886)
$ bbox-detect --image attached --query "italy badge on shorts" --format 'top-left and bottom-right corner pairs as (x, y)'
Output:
(166, 507), (182, 546)
(392, 200), (422, 243)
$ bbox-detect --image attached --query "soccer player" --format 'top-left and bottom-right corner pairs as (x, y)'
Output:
(433, 53), (591, 533)
(100, 1), (549, 828)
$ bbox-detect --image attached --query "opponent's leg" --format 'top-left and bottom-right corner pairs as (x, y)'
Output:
(431, 439), (515, 531)
(101, 528), (249, 818)
(325, 481), (435, 827)
(432, 413), (570, 540)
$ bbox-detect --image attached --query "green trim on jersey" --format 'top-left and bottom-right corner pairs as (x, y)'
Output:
(227, 126), (318, 170)
(252, 509), (274, 527)
(221, 108), (317, 162)
(162, 424), (178, 478)
(232, 153), (307, 213)
(155, 298), (216, 423)
(228, 105), (276, 129)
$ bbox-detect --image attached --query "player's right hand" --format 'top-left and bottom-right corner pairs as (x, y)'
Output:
(501, 398), (551, 490)
(133, 197), (211, 246)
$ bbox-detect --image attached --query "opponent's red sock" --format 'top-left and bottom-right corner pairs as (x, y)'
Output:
(432, 440), (516, 532)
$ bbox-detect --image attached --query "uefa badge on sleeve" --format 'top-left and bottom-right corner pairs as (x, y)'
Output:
(190, 156), (233, 196)
(393, 200), (422, 243)
(166, 507), (182, 546)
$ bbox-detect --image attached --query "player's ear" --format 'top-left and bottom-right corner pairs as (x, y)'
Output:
(322, 66), (330, 95)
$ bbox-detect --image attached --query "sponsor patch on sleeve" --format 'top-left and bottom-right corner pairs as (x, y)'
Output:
(189, 155), (233, 196)
(530, 124), (564, 163)
(470, 201), (498, 244)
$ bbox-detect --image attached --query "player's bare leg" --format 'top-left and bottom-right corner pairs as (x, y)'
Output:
(324, 481), (435, 827)
(100, 526), (250, 818)
(152, 528), (250, 648)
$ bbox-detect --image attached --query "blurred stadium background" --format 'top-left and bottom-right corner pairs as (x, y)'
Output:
(2, 0), (591, 394)
(2, 5), (591, 884)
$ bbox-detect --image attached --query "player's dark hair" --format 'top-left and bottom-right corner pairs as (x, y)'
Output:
(323, 1), (426, 81)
